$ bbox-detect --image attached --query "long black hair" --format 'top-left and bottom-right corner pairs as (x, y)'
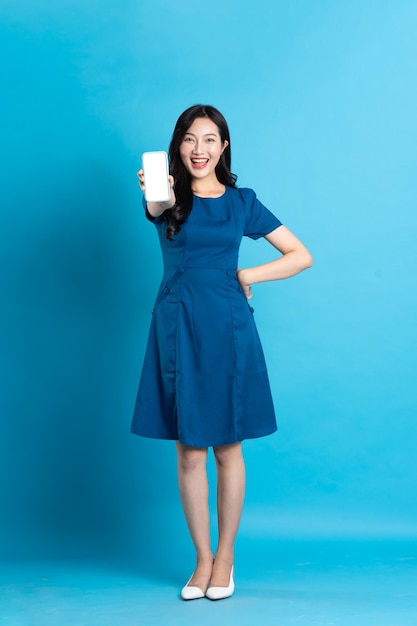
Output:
(164, 105), (238, 240)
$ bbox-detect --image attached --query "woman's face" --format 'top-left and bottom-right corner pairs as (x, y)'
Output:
(179, 117), (228, 181)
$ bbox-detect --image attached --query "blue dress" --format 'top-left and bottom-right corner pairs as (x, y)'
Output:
(131, 186), (282, 447)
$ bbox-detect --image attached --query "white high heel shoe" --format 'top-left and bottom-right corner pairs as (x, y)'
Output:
(180, 574), (205, 600)
(205, 565), (235, 600)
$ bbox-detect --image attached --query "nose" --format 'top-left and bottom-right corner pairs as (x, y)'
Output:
(192, 139), (203, 154)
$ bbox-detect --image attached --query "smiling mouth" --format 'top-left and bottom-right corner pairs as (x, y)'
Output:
(191, 158), (209, 169)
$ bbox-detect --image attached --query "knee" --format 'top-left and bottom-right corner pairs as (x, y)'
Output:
(177, 445), (208, 473)
(213, 443), (243, 468)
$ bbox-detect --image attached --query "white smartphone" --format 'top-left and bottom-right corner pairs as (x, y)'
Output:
(142, 151), (171, 203)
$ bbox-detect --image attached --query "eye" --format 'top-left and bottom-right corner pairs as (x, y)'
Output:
(183, 136), (194, 143)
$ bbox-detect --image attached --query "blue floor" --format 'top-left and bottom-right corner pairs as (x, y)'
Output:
(1, 540), (416, 625)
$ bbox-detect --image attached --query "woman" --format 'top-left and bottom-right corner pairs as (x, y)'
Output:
(131, 105), (312, 600)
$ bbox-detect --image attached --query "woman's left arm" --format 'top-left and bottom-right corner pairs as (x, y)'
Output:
(237, 226), (313, 299)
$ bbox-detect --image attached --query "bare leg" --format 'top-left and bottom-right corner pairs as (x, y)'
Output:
(210, 442), (245, 586)
(176, 441), (213, 592)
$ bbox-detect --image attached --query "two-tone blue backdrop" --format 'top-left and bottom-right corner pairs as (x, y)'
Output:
(1, 0), (416, 568)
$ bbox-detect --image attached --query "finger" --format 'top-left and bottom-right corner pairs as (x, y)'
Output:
(136, 170), (145, 189)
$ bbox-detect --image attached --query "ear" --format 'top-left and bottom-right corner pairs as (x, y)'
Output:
(221, 140), (229, 153)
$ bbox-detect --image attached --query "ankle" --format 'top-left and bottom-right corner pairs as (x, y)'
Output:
(214, 552), (234, 566)
(196, 552), (214, 565)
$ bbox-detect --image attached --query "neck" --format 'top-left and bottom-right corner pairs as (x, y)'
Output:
(191, 176), (225, 198)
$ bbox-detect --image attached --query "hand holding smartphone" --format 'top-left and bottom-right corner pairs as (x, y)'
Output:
(142, 151), (171, 203)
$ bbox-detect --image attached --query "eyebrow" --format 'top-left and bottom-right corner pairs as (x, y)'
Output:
(184, 132), (219, 137)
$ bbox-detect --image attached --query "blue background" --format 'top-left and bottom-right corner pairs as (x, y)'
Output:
(1, 0), (417, 571)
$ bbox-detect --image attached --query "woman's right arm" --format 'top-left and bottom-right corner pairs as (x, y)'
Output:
(137, 169), (176, 217)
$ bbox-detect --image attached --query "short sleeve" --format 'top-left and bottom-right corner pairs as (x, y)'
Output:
(240, 188), (282, 240)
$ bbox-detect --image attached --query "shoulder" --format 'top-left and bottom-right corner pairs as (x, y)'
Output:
(227, 186), (258, 206)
